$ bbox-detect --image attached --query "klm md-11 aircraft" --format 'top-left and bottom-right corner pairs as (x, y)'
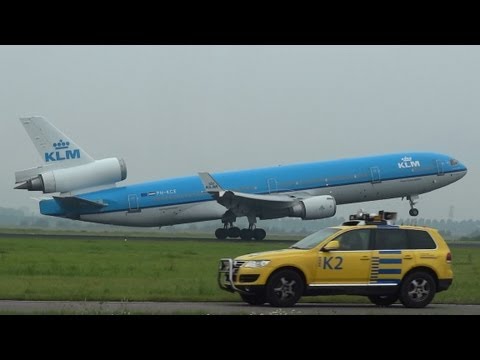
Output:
(15, 117), (467, 240)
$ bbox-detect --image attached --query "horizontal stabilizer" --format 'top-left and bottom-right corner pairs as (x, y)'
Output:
(53, 196), (106, 210)
(15, 163), (75, 184)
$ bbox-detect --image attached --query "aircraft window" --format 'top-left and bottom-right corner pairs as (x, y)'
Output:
(450, 159), (459, 166)
(335, 229), (371, 251)
(374, 229), (408, 250)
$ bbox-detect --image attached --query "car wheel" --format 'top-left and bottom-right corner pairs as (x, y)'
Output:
(368, 294), (398, 307)
(266, 269), (304, 307)
(240, 292), (266, 305)
(399, 271), (436, 308)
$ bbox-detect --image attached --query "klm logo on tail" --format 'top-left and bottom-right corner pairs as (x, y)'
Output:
(398, 156), (420, 169)
(45, 140), (81, 162)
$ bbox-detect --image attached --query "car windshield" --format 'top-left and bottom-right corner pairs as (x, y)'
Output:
(290, 227), (340, 249)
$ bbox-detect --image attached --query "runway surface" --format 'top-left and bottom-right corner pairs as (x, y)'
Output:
(1, 300), (479, 315)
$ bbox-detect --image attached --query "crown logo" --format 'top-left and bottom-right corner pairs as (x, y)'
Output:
(401, 156), (412, 162)
(53, 140), (70, 150)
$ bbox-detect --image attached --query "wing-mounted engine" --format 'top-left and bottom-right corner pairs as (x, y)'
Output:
(289, 195), (337, 220)
(15, 157), (127, 194)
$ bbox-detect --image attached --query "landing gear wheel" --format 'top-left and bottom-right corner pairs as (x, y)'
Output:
(240, 292), (266, 305)
(240, 229), (253, 240)
(409, 208), (419, 217)
(399, 271), (436, 308)
(266, 269), (304, 307)
(368, 294), (398, 307)
(253, 228), (266, 241)
(215, 228), (227, 240)
(227, 227), (240, 238)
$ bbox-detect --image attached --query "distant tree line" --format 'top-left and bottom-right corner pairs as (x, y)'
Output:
(1, 206), (479, 240)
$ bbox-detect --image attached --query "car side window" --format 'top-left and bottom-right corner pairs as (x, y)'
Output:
(335, 229), (371, 251)
(374, 229), (408, 250)
(408, 230), (436, 249)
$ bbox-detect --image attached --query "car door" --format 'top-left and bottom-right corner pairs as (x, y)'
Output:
(371, 228), (415, 285)
(314, 229), (372, 284)
(407, 229), (438, 268)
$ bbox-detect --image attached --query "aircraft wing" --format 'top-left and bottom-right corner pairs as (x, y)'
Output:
(198, 172), (298, 212)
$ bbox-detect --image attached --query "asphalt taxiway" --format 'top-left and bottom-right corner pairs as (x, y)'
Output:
(0, 300), (479, 315)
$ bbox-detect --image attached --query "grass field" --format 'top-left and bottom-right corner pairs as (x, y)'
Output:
(0, 234), (478, 303)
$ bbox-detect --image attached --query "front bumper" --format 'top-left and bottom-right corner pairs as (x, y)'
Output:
(218, 258), (247, 294)
(218, 258), (265, 295)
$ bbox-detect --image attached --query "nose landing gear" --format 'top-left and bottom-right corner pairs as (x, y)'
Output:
(407, 195), (419, 217)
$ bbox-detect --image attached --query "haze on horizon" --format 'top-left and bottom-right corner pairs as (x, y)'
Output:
(0, 45), (478, 222)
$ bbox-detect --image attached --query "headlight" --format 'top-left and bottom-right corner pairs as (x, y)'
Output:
(242, 260), (271, 268)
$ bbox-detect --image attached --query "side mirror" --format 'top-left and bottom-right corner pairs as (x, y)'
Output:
(323, 240), (340, 252)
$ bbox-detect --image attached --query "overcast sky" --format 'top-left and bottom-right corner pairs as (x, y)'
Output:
(0, 45), (478, 221)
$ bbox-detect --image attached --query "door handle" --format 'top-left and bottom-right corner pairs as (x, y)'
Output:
(360, 256), (370, 260)
(403, 255), (413, 260)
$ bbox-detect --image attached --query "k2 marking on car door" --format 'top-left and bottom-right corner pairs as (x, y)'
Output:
(315, 229), (372, 284)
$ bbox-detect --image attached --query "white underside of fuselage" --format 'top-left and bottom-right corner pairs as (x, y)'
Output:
(79, 171), (466, 227)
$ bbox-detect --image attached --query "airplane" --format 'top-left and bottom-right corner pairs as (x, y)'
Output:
(14, 116), (468, 240)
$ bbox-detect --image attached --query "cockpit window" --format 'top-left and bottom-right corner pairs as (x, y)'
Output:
(450, 159), (459, 166)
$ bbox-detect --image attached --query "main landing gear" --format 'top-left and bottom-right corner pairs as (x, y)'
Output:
(407, 195), (419, 217)
(215, 224), (267, 240)
(215, 213), (267, 240)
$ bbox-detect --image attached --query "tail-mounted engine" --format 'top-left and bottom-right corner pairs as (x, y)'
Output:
(15, 158), (127, 194)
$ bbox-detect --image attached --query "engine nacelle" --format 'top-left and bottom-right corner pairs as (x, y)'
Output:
(17, 158), (127, 193)
(289, 195), (337, 220)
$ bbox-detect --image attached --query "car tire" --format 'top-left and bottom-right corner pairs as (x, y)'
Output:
(240, 292), (266, 305)
(368, 294), (398, 307)
(266, 269), (304, 307)
(399, 271), (436, 308)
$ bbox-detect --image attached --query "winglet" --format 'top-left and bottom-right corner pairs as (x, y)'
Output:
(198, 172), (224, 193)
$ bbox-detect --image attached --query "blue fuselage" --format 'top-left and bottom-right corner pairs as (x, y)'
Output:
(39, 152), (467, 227)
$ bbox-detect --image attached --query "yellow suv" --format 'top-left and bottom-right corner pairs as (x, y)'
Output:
(218, 211), (453, 308)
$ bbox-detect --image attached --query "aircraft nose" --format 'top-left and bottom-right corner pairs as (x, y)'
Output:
(457, 160), (468, 177)
(448, 157), (467, 178)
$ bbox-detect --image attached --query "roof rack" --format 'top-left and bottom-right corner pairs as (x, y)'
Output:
(343, 210), (397, 226)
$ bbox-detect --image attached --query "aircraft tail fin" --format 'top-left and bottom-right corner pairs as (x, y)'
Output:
(19, 116), (94, 166)
(15, 116), (127, 194)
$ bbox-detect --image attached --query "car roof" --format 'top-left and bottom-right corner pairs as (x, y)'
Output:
(332, 224), (436, 231)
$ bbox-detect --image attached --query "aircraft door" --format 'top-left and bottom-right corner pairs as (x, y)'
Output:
(128, 194), (141, 213)
(436, 160), (445, 176)
(267, 178), (278, 194)
(370, 167), (381, 183)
